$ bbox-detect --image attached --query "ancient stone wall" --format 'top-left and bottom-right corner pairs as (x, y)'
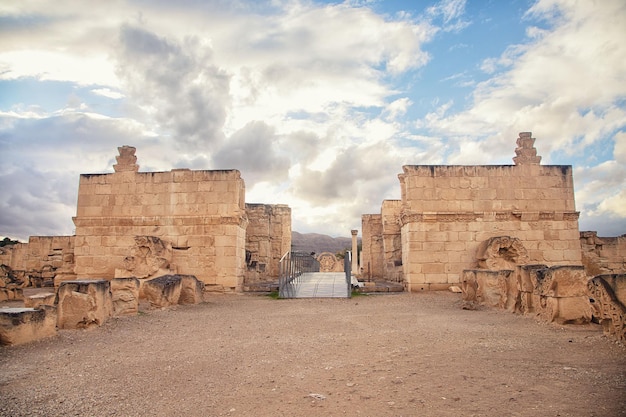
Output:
(580, 231), (626, 276)
(72, 146), (248, 291)
(397, 133), (581, 291)
(244, 203), (291, 284)
(361, 214), (383, 280)
(381, 200), (403, 282)
(0, 236), (75, 288)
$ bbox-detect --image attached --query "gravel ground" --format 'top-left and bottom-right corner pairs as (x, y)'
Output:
(1, 291), (625, 417)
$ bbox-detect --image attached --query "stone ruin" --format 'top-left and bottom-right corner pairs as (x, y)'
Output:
(360, 132), (626, 339)
(0, 146), (292, 345)
(317, 252), (344, 273)
(2, 135), (626, 345)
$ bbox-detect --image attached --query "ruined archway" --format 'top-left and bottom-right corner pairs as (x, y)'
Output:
(475, 236), (529, 271)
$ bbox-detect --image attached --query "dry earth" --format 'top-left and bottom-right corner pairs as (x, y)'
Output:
(1, 292), (625, 417)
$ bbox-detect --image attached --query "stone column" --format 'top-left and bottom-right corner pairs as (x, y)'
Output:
(351, 230), (359, 275)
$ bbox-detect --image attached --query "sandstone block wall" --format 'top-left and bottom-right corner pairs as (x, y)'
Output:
(580, 231), (626, 275)
(399, 163), (581, 291)
(0, 236), (75, 287)
(244, 204), (291, 284)
(72, 154), (248, 290)
(360, 133), (586, 291)
(361, 214), (383, 280)
(381, 200), (403, 282)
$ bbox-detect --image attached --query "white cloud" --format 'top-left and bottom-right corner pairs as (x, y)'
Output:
(91, 88), (125, 99)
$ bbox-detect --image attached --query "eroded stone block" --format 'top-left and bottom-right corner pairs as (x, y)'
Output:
(57, 280), (112, 329)
(461, 269), (513, 309)
(142, 275), (183, 308)
(588, 275), (626, 342)
(111, 277), (140, 316)
(533, 265), (588, 298)
(142, 274), (204, 307)
(544, 296), (593, 325)
(0, 305), (57, 346)
(24, 292), (56, 309)
(179, 275), (204, 304)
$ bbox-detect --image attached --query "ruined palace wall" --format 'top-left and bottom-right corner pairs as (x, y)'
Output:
(381, 200), (403, 282)
(361, 214), (383, 280)
(244, 204), (291, 284)
(72, 168), (247, 289)
(580, 231), (626, 275)
(399, 164), (581, 291)
(0, 236), (74, 272)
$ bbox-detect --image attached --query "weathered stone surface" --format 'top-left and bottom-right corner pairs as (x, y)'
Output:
(462, 265), (592, 325)
(110, 277), (140, 316)
(244, 204), (291, 285)
(0, 287), (23, 302)
(533, 265), (588, 298)
(365, 133), (583, 292)
(56, 280), (112, 329)
(516, 264), (547, 314)
(179, 275), (204, 304)
(24, 292), (56, 309)
(476, 236), (529, 271)
(73, 150), (250, 291)
(317, 252), (343, 273)
(142, 275), (182, 308)
(0, 305), (57, 346)
(543, 296), (592, 325)
(580, 232), (626, 276)
(120, 236), (174, 280)
(588, 274), (626, 342)
(461, 269), (514, 309)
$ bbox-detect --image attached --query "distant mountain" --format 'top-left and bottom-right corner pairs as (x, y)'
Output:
(291, 231), (359, 255)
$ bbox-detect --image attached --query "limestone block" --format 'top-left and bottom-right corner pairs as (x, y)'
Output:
(179, 275), (204, 304)
(57, 280), (112, 329)
(0, 305), (57, 346)
(0, 288), (24, 301)
(477, 270), (512, 308)
(543, 296), (593, 325)
(24, 293), (56, 309)
(516, 264), (547, 314)
(110, 277), (140, 316)
(533, 265), (588, 297)
(588, 275), (626, 342)
(142, 275), (183, 308)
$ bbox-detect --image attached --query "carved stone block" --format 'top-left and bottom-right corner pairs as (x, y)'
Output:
(588, 275), (626, 342)
(57, 280), (112, 329)
(179, 275), (204, 304)
(110, 277), (140, 316)
(24, 292), (56, 309)
(533, 265), (588, 297)
(0, 305), (57, 346)
(142, 274), (204, 308)
(142, 275), (183, 308)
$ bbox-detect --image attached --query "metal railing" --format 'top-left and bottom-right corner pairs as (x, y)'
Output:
(278, 251), (320, 298)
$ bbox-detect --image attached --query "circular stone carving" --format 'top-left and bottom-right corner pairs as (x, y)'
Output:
(317, 252), (338, 273)
(476, 236), (529, 270)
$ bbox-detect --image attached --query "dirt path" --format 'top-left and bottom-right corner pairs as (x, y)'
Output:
(1, 292), (625, 417)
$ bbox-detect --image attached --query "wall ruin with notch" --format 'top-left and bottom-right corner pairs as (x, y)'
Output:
(2, 147), (294, 292)
(244, 203), (291, 285)
(361, 214), (383, 280)
(362, 132), (585, 291)
(72, 146), (248, 290)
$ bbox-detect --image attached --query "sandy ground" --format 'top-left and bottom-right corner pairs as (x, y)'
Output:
(1, 291), (625, 417)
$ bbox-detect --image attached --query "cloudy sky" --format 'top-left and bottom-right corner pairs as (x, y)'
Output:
(1, 0), (625, 241)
